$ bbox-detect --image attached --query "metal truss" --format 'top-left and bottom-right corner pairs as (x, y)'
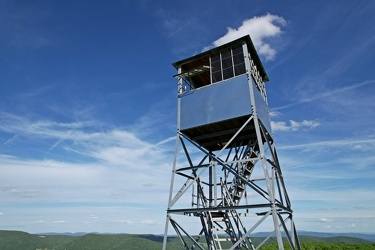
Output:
(163, 113), (300, 250)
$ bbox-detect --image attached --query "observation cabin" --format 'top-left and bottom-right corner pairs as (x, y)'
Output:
(173, 35), (272, 152)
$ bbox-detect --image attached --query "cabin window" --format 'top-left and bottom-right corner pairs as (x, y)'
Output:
(210, 44), (246, 84)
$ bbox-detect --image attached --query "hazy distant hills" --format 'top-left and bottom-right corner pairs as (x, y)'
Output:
(0, 230), (374, 250)
(0, 231), (182, 250)
(252, 231), (375, 243)
(299, 231), (375, 243)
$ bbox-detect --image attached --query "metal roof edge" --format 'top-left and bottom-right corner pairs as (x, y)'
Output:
(171, 35), (269, 82)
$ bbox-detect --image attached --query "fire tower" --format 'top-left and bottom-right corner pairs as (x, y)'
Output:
(162, 35), (300, 250)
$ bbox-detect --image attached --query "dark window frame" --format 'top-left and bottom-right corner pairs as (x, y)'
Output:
(210, 45), (246, 84)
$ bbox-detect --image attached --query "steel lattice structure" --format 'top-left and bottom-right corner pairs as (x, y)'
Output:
(162, 35), (300, 250)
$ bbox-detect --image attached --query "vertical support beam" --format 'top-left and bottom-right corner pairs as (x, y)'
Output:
(162, 134), (180, 250)
(163, 65), (182, 250)
(245, 41), (284, 249)
(209, 155), (213, 207)
(253, 111), (284, 249)
(213, 160), (217, 207)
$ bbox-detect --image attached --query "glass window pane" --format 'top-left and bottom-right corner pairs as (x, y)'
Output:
(221, 50), (231, 59)
(234, 63), (246, 76)
(223, 67), (234, 80)
(212, 71), (222, 83)
(211, 61), (221, 72)
(233, 53), (244, 65)
(222, 57), (232, 69)
(211, 54), (220, 62)
(232, 46), (243, 55)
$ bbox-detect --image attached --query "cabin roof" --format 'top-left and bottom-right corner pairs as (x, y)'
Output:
(172, 35), (269, 82)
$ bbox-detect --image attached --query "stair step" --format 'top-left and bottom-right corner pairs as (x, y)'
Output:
(212, 217), (228, 222)
(243, 168), (252, 176)
(214, 238), (231, 242)
(233, 194), (241, 200)
(246, 161), (254, 167)
(210, 211), (225, 218)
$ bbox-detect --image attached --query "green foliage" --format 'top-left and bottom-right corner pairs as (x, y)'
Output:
(0, 230), (374, 250)
(0, 230), (185, 250)
(298, 235), (373, 244)
(0, 230), (74, 250)
(259, 242), (375, 250)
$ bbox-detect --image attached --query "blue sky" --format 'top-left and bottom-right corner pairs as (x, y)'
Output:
(0, 0), (374, 234)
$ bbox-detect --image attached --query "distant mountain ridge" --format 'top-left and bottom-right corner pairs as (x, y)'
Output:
(37, 232), (88, 236)
(300, 231), (375, 243)
(0, 230), (374, 250)
(252, 231), (375, 243)
(38, 230), (375, 243)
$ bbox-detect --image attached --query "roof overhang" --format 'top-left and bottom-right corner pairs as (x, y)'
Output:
(172, 35), (269, 82)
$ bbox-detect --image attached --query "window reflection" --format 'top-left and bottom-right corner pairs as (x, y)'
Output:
(211, 45), (246, 84)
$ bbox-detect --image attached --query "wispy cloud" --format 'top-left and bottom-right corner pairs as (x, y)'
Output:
(20, 220), (65, 225)
(0, 111), (174, 213)
(21, 220), (45, 224)
(3, 135), (20, 145)
(271, 119), (320, 132)
(204, 13), (286, 60)
(18, 85), (55, 99)
(141, 220), (160, 225)
(0, 186), (41, 198)
(319, 218), (333, 223)
(273, 79), (375, 111)
(155, 7), (199, 40)
(0, 111), (93, 138)
(0, 2), (57, 49)
(279, 138), (375, 150)
(0, 111), (174, 163)
(112, 220), (133, 224)
(156, 8), (185, 37)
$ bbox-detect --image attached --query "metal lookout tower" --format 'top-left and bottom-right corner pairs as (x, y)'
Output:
(163, 35), (300, 250)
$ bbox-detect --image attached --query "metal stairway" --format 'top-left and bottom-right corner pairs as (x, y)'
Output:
(229, 149), (259, 206)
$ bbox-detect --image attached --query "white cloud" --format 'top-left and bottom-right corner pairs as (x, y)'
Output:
(322, 225), (332, 229)
(290, 188), (375, 205)
(319, 218), (333, 223)
(112, 220), (133, 224)
(52, 220), (65, 224)
(21, 220), (45, 224)
(279, 138), (375, 151)
(0, 111), (174, 233)
(0, 186), (41, 198)
(0, 112), (175, 168)
(271, 119), (320, 131)
(205, 13), (286, 60)
(141, 220), (160, 225)
(20, 220), (65, 225)
(269, 111), (282, 117)
(273, 79), (375, 111)
(157, 8), (185, 38)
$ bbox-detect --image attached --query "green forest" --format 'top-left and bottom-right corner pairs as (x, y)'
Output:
(259, 242), (375, 250)
(0, 230), (374, 250)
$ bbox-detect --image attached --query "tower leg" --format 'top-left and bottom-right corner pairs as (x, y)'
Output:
(163, 116), (300, 249)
